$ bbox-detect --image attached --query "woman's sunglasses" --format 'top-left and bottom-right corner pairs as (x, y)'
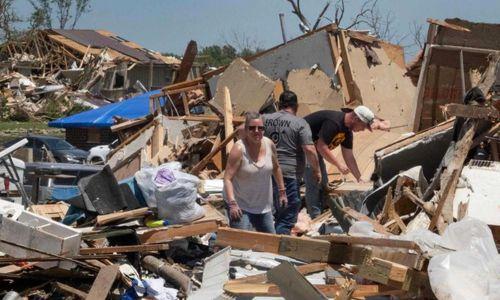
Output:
(248, 125), (265, 131)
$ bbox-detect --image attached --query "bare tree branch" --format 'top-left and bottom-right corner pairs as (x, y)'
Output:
(286, 0), (311, 32)
(312, 1), (331, 30)
(409, 20), (425, 49)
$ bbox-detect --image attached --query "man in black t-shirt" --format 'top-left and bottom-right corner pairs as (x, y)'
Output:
(303, 106), (385, 218)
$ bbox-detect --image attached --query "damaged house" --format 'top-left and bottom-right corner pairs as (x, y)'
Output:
(0, 29), (182, 100)
(149, 23), (416, 182)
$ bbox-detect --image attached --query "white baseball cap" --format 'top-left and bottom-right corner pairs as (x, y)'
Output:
(353, 105), (375, 126)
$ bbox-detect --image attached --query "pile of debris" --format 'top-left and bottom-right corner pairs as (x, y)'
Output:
(0, 19), (499, 300)
(0, 29), (182, 121)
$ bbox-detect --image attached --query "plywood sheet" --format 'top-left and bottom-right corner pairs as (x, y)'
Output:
(213, 58), (275, 116)
(345, 39), (416, 133)
(286, 69), (343, 117)
(326, 130), (403, 182)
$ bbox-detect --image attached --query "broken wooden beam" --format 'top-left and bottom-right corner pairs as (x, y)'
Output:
(191, 130), (238, 175)
(86, 264), (120, 300)
(357, 257), (432, 296)
(167, 114), (245, 124)
(95, 207), (150, 226)
(444, 103), (499, 120)
(342, 207), (391, 235)
(110, 117), (149, 132)
(138, 220), (220, 244)
(215, 228), (424, 269)
(228, 262), (327, 284)
(222, 86), (234, 155)
(79, 244), (169, 255)
(316, 234), (420, 251)
(53, 282), (88, 299)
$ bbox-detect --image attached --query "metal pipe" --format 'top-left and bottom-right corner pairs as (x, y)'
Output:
(459, 50), (466, 99)
(279, 13), (287, 44)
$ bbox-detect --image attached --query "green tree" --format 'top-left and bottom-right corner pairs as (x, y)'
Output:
(28, 0), (91, 29)
(197, 44), (262, 68)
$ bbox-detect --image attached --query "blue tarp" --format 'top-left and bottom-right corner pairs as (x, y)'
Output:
(48, 90), (163, 128)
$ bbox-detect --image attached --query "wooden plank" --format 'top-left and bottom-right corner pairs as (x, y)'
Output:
(444, 103), (499, 120)
(95, 207), (149, 226)
(342, 207), (391, 235)
(167, 115), (245, 124)
(327, 31), (352, 104)
(357, 257), (432, 296)
(215, 227), (280, 253)
(279, 236), (331, 262)
(267, 261), (328, 300)
(377, 118), (454, 156)
(358, 257), (410, 289)
(347, 31), (377, 44)
(316, 235), (420, 251)
(224, 282), (402, 298)
(429, 169), (460, 232)
(438, 120), (478, 231)
(110, 117), (148, 132)
(222, 86), (234, 155)
(53, 282), (88, 299)
(80, 243), (168, 255)
(190, 130), (238, 175)
(228, 262), (327, 284)
(163, 77), (204, 92)
(86, 264), (120, 300)
(427, 18), (471, 32)
(337, 30), (357, 104)
(139, 220), (220, 244)
(174, 40), (197, 84)
(410, 45), (432, 132)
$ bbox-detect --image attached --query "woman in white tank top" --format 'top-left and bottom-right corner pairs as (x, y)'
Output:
(224, 112), (287, 233)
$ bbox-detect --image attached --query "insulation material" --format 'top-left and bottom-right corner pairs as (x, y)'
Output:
(286, 68), (343, 117)
(212, 58), (275, 116)
(453, 160), (500, 226)
(345, 38), (416, 133)
(250, 30), (335, 80)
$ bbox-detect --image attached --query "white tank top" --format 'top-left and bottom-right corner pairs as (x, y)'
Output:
(232, 137), (274, 214)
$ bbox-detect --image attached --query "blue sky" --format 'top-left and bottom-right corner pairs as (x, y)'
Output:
(13, 0), (500, 59)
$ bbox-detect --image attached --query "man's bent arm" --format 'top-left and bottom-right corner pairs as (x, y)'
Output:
(316, 138), (348, 172)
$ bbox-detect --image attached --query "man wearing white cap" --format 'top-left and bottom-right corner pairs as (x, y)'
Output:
(303, 106), (389, 218)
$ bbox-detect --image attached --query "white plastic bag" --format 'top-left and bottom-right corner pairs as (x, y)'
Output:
(427, 218), (500, 300)
(135, 163), (205, 224)
(134, 166), (158, 207)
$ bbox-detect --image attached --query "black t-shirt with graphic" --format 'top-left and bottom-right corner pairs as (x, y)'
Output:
(304, 110), (353, 150)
